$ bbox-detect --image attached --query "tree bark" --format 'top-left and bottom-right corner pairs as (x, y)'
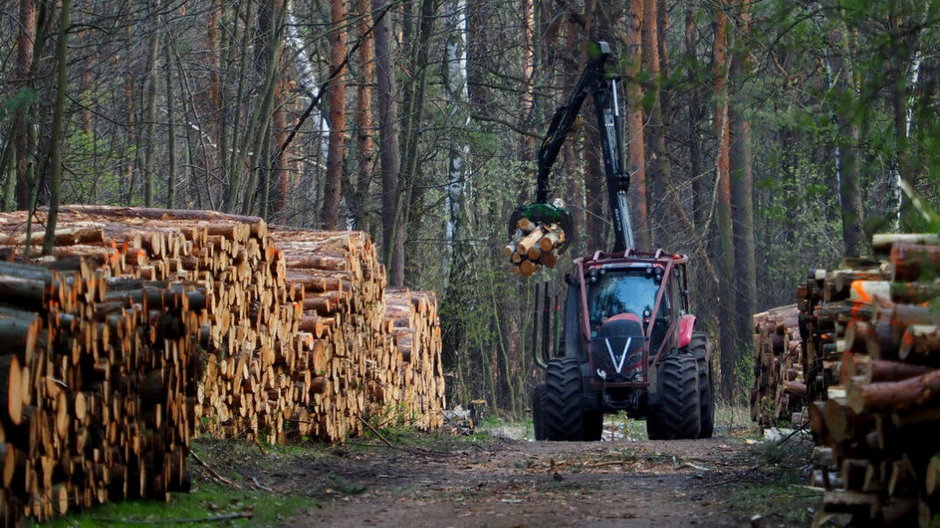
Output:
(642, 0), (672, 249)
(372, 0), (404, 286)
(142, 0), (161, 207)
(730, 0), (757, 366)
(42, 0), (71, 256)
(713, 0), (736, 400)
(164, 27), (177, 209)
(624, 0), (649, 250)
(352, 0), (376, 231)
(321, 0), (349, 229)
(9, 0), (36, 211)
(827, 22), (865, 256)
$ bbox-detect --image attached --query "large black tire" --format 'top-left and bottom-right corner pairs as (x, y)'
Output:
(531, 384), (547, 440)
(542, 358), (589, 441)
(688, 332), (715, 439)
(646, 354), (701, 440)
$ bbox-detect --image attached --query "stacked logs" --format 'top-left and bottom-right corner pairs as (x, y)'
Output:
(269, 229), (389, 442)
(0, 259), (197, 524)
(370, 290), (446, 430)
(796, 234), (940, 526)
(504, 219), (564, 276)
(0, 206), (445, 447)
(750, 304), (805, 427)
(0, 206), (303, 444)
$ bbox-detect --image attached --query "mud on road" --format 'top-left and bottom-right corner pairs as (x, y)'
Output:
(195, 426), (820, 528)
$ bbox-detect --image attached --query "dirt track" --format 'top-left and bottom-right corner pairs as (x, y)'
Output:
(198, 426), (819, 528)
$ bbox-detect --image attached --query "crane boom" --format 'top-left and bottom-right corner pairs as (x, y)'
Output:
(533, 41), (633, 253)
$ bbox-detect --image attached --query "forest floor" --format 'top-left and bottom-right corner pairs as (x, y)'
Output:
(42, 413), (823, 528)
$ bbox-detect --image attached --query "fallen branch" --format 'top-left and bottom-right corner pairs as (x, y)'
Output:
(190, 450), (242, 489)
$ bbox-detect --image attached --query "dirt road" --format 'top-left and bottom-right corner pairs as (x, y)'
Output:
(197, 425), (819, 528)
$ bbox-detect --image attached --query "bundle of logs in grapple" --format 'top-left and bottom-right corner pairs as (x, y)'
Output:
(796, 233), (940, 527)
(504, 219), (564, 276)
(0, 205), (445, 524)
(750, 304), (805, 428)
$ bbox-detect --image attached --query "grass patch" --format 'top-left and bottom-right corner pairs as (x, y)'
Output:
(723, 436), (819, 525)
(724, 474), (818, 525)
(35, 483), (314, 528)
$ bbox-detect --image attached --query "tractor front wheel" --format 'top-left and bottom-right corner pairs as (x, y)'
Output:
(541, 358), (590, 441)
(647, 354), (701, 440)
(688, 331), (715, 438)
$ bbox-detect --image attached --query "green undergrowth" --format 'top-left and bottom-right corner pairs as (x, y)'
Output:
(724, 437), (819, 526)
(34, 482), (313, 528)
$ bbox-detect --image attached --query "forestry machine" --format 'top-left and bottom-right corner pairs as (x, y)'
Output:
(515, 41), (714, 441)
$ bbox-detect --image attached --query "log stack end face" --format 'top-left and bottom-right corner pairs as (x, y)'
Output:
(792, 234), (940, 526)
(0, 207), (446, 524)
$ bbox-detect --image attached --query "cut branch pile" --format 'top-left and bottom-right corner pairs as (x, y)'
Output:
(504, 219), (564, 276)
(750, 304), (804, 427)
(795, 234), (940, 526)
(0, 259), (197, 524)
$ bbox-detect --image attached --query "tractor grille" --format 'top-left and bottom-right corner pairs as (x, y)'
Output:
(590, 335), (646, 383)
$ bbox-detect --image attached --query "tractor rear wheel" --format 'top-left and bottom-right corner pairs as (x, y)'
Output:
(688, 332), (715, 438)
(531, 384), (547, 440)
(646, 354), (701, 440)
(541, 358), (589, 441)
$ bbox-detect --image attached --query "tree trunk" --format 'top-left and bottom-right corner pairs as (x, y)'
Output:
(643, 0), (671, 249)
(321, 0), (349, 229)
(518, 0), (537, 206)
(444, 0), (469, 249)
(164, 28), (177, 209)
(686, 0), (704, 229)
(352, 0), (376, 231)
(42, 0), (71, 256)
(372, 0), (404, 286)
(730, 0), (757, 362)
(142, 0), (161, 208)
(827, 22), (866, 256)
(624, 0), (649, 250)
(8, 0), (36, 211)
(713, 0), (736, 400)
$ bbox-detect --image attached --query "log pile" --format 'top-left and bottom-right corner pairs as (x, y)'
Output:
(504, 219), (564, 276)
(0, 206), (301, 444)
(0, 206), (447, 522)
(795, 234), (940, 526)
(750, 304), (805, 427)
(0, 259), (197, 524)
(269, 229), (389, 442)
(369, 290), (446, 430)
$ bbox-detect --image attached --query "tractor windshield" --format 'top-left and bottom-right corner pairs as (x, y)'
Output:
(587, 269), (663, 327)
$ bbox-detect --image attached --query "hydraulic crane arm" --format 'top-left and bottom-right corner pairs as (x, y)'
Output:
(532, 41), (634, 253)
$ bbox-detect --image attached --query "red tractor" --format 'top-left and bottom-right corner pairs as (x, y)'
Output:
(517, 42), (715, 441)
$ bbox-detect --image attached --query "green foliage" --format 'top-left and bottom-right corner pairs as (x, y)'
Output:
(34, 483), (312, 527)
(0, 88), (36, 120)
